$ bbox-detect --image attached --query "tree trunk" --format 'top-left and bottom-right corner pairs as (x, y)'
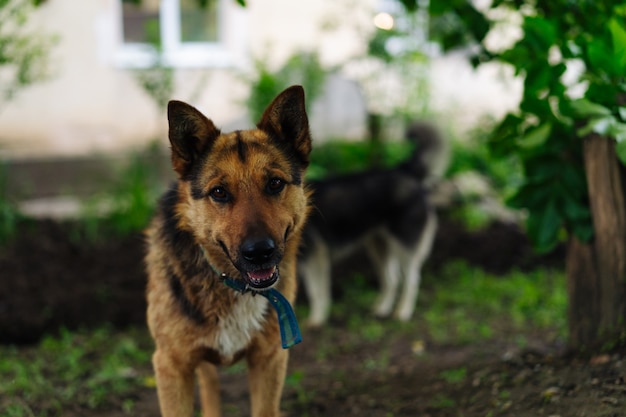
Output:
(566, 134), (626, 348)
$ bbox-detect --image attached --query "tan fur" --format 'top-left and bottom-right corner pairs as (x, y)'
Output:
(145, 86), (311, 417)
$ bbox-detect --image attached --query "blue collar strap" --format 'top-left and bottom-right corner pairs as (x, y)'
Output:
(221, 275), (302, 349)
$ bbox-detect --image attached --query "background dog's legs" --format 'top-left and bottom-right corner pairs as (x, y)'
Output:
(395, 212), (437, 321)
(152, 348), (196, 417)
(197, 362), (222, 417)
(301, 242), (332, 326)
(369, 240), (400, 318)
(247, 342), (288, 417)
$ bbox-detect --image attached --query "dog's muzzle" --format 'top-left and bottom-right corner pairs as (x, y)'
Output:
(246, 266), (279, 289)
(239, 237), (281, 290)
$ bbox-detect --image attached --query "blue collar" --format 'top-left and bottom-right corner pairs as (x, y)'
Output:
(200, 246), (302, 349)
(220, 273), (302, 349)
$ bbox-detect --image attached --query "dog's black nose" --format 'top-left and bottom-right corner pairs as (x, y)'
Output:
(241, 238), (276, 265)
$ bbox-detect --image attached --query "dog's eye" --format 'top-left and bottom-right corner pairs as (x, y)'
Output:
(267, 178), (286, 194)
(209, 186), (229, 202)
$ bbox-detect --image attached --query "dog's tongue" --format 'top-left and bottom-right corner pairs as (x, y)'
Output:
(247, 267), (275, 282)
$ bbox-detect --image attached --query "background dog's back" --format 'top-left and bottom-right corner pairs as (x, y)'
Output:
(299, 123), (443, 326)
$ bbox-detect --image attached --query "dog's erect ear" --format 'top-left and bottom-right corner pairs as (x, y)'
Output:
(257, 85), (312, 168)
(167, 100), (220, 178)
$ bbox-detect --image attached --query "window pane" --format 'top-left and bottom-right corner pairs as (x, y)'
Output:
(122, 0), (161, 45)
(180, 0), (218, 42)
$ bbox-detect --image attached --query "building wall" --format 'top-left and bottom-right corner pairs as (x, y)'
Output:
(0, 0), (368, 158)
(0, 0), (520, 159)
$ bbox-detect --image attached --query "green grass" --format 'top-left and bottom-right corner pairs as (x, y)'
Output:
(0, 263), (567, 416)
(298, 262), (567, 348)
(0, 326), (153, 417)
(79, 147), (165, 241)
(298, 262), (567, 352)
(285, 369), (315, 411)
(422, 262), (567, 344)
(307, 139), (414, 180)
(439, 367), (467, 384)
(429, 393), (456, 409)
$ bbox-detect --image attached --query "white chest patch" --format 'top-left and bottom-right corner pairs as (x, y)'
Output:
(214, 293), (269, 359)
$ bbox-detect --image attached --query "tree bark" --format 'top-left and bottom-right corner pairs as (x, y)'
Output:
(567, 134), (626, 348)
(566, 237), (600, 346)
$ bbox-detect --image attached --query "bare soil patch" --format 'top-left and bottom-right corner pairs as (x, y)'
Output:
(1, 218), (624, 417)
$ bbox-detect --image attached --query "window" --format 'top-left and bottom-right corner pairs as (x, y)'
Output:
(117, 0), (231, 68)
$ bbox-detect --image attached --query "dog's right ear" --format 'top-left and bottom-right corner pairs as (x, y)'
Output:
(167, 100), (220, 178)
(257, 85), (311, 169)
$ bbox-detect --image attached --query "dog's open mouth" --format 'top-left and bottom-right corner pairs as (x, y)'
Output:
(245, 266), (279, 290)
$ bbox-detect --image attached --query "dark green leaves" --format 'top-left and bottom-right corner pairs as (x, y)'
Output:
(609, 18), (626, 67)
(397, 0), (626, 251)
(485, 1), (626, 250)
(507, 154), (591, 252)
(572, 99), (626, 150)
(523, 16), (557, 53)
(428, 0), (490, 54)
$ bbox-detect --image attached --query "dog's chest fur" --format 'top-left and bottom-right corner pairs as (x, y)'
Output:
(212, 293), (269, 359)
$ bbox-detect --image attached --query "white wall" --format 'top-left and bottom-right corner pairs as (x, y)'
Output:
(430, 53), (522, 133)
(0, 0), (521, 159)
(0, 0), (253, 158)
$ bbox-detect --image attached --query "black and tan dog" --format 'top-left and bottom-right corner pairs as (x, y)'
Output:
(145, 86), (312, 417)
(300, 123), (442, 326)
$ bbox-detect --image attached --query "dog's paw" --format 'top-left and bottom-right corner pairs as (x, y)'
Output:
(372, 302), (393, 319)
(393, 306), (414, 322)
(304, 317), (325, 329)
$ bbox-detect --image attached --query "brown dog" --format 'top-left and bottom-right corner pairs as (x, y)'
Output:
(145, 86), (312, 417)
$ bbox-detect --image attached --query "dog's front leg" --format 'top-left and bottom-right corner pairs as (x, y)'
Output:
(153, 348), (196, 417)
(197, 361), (222, 417)
(246, 340), (289, 417)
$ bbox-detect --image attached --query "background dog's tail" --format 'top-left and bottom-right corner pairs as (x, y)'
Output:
(402, 121), (449, 186)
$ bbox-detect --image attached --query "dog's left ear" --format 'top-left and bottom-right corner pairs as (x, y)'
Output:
(257, 85), (312, 168)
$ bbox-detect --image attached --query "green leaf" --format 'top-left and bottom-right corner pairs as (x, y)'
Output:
(525, 162), (559, 183)
(578, 115), (615, 137)
(507, 181), (553, 210)
(524, 16), (557, 51)
(587, 37), (619, 76)
(520, 95), (551, 117)
(563, 185), (593, 240)
(570, 99), (612, 118)
(609, 121), (626, 143)
(558, 163), (588, 198)
(235, 0), (246, 6)
(527, 199), (561, 252)
(572, 221), (594, 242)
(563, 196), (591, 222)
(609, 18), (626, 71)
(615, 4), (626, 17)
(400, 0), (419, 12)
(524, 66), (551, 96)
(499, 44), (530, 73)
(578, 115), (626, 141)
(564, 205), (591, 225)
(516, 123), (551, 149)
(488, 113), (523, 156)
(617, 140), (626, 164)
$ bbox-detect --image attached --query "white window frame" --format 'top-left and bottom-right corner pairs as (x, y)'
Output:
(114, 0), (233, 68)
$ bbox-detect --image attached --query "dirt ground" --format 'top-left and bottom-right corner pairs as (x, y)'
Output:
(1, 218), (624, 417)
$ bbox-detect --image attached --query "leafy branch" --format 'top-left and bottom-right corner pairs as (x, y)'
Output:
(0, 0), (56, 110)
(399, 0), (626, 252)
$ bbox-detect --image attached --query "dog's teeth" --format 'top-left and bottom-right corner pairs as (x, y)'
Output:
(247, 267), (276, 281)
